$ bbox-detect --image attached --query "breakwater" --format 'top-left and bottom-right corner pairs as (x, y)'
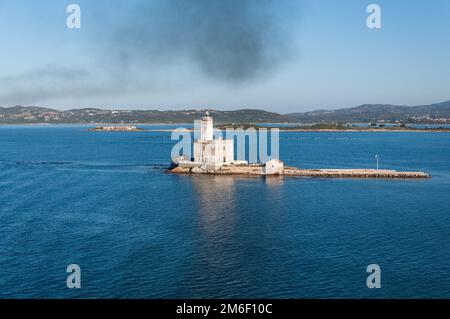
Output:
(170, 165), (431, 179)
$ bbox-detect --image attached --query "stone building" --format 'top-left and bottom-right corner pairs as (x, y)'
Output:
(263, 159), (284, 175)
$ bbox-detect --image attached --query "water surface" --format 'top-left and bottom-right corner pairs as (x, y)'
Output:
(0, 125), (449, 298)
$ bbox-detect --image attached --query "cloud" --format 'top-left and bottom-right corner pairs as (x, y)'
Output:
(0, 0), (302, 107)
(0, 67), (89, 83)
(110, 0), (301, 83)
(0, 67), (82, 104)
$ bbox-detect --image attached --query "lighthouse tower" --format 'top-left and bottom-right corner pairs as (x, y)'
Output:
(200, 111), (214, 141)
(192, 111), (234, 168)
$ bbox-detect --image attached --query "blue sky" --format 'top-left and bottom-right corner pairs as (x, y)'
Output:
(0, 0), (449, 113)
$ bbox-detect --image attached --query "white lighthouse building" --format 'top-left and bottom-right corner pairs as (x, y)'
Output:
(172, 110), (283, 174)
(193, 111), (234, 170)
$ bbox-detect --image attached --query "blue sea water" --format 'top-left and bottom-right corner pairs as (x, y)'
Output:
(0, 125), (450, 299)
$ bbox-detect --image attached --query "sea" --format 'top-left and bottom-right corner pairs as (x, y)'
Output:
(0, 124), (449, 298)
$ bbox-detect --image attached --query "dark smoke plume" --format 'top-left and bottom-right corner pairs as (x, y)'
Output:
(113, 0), (300, 83)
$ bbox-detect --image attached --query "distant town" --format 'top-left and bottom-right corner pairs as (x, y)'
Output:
(0, 100), (450, 125)
(88, 125), (141, 132)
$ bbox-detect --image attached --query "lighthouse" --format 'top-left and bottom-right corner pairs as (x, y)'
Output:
(200, 111), (214, 142)
(193, 111), (234, 168)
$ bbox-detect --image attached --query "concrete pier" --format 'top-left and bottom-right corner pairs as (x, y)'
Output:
(282, 168), (430, 179)
(170, 164), (430, 179)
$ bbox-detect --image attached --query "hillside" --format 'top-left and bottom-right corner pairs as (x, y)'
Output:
(287, 101), (450, 123)
(0, 106), (290, 124)
(1, 100), (450, 124)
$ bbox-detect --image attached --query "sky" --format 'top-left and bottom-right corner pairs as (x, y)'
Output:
(0, 0), (449, 113)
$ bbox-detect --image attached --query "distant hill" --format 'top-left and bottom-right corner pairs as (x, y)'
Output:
(0, 106), (290, 124)
(1, 100), (449, 124)
(287, 100), (450, 123)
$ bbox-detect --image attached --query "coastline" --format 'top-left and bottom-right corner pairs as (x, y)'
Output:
(143, 128), (450, 133)
(0, 123), (449, 133)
